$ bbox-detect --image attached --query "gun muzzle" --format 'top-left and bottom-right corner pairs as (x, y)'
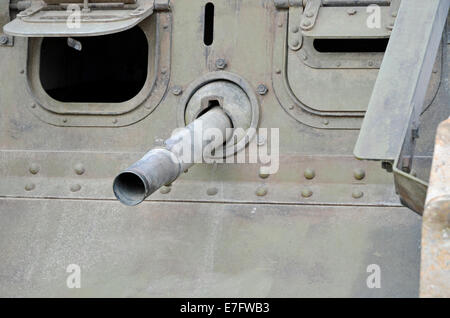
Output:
(113, 107), (232, 205)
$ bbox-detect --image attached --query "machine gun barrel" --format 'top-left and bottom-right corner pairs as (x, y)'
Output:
(113, 107), (232, 206)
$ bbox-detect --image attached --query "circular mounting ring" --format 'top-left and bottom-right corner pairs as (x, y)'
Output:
(177, 72), (260, 158)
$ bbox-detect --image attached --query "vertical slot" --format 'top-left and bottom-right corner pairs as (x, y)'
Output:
(203, 2), (214, 46)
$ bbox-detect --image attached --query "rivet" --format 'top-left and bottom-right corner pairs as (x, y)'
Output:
(290, 39), (300, 48)
(62, 118), (67, 123)
(161, 67), (167, 74)
(323, 119), (329, 125)
(347, 8), (357, 15)
(112, 118), (118, 124)
(29, 163), (40, 175)
(163, 23), (169, 29)
(301, 188), (313, 198)
(353, 168), (366, 180)
(255, 186), (268, 197)
(171, 85), (183, 96)
(305, 11), (314, 18)
(386, 22), (394, 30)
(160, 186), (171, 194)
(291, 26), (299, 33)
(207, 187), (218, 196)
(259, 167), (269, 179)
(288, 104), (295, 110)
(336, 62), (341, 67)
(302, 20), (311, 27)
(74, 163), (85, 175)
(25, 183), (35, 191)
(31, 103), (36, 109)
(368, 61), (374, 67)
(275, 68), (282, 74)
(20, 69), (24, 74)
(304, 168), (315, 180)
(352, 190), (364, 199)
(278, 21), (283, 28)
(215, 58), (227, 70)
(433, 68), (438, 74)
(256, 84), (268, 95)
(302, 53), (308, 61)
(391, 12), (397, 18)
(70, 184), (81, 192)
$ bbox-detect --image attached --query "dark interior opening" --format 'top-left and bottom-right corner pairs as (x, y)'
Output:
(40, 26), (148, 103)
(203, 2), (214, 46)
(313, 38), (389, 53)
(198, 99), (221, 119)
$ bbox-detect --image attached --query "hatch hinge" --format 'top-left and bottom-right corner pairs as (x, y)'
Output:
(300, 0), (321, 31)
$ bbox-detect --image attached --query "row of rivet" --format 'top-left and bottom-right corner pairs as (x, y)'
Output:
(158, 184), (364, 200)
(258, 167), (366, 181)
(25, 163), (85, 192)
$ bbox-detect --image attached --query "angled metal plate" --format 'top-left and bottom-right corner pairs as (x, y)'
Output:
(354, 0), (449, 160)
(4, 0), (154, 37)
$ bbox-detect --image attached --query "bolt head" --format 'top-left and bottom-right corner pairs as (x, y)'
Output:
(347, 8), (357, 15)
(215, 58), (227, 70)
(171, 85), (183, 96)
(256, 84), (268, 95)
(0, 35), (8, 45)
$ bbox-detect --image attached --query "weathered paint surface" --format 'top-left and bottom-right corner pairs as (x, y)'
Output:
(0, 0), (448, 297)
(0, 199), (421, 297)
